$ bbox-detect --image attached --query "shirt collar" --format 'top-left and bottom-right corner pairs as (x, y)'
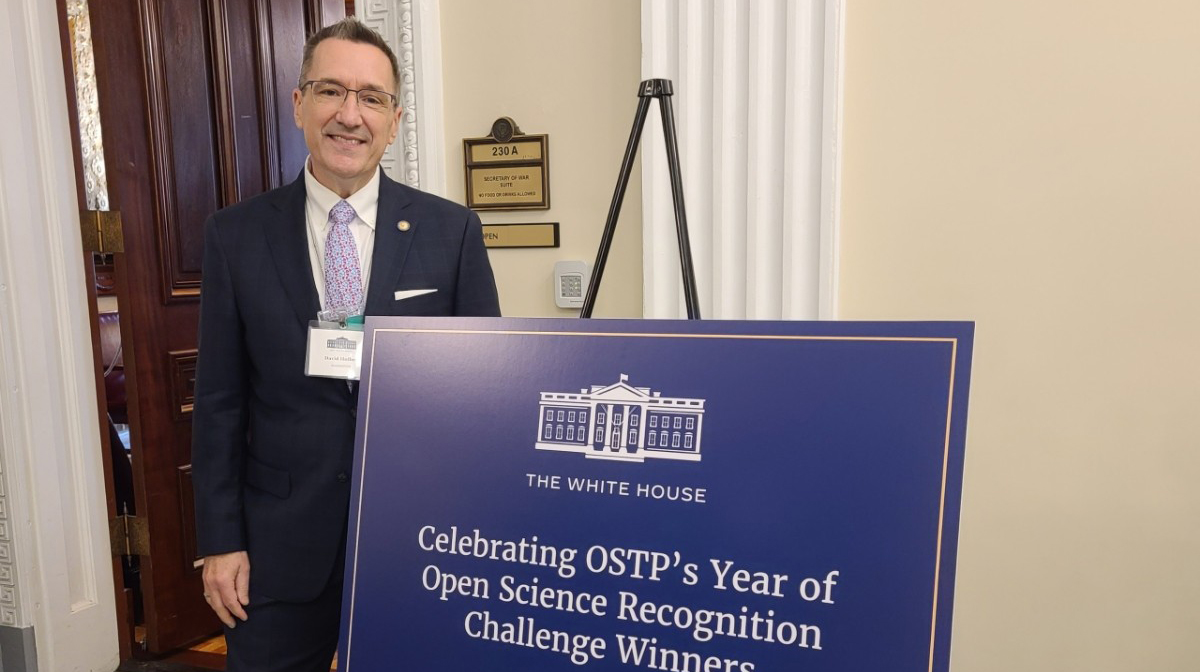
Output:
(303, 158), (380, 230)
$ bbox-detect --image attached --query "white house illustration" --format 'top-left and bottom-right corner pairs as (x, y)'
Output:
(535, 374), (705, 462)
(326, 336), (358, 350)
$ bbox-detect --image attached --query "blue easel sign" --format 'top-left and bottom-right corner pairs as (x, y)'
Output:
(338, 317), (973, 672)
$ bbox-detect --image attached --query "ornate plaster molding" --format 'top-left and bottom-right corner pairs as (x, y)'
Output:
(360, 0), (421, 188)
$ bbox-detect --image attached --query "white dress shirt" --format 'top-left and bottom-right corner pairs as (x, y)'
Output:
(303, 160), (380, 313)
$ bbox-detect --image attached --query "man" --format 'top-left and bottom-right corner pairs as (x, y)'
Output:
(191, 18), (500, 671)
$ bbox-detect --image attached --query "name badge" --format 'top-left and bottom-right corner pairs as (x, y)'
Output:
(305, 320), (364, 380)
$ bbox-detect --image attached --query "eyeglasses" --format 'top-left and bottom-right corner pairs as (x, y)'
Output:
(299, 80), (397, 113)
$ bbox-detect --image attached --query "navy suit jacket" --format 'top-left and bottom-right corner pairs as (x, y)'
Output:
(191, 170), (500, 601)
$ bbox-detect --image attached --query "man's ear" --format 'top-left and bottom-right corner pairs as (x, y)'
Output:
(389, 106), (403, 143)
(292, 88), (304, 128)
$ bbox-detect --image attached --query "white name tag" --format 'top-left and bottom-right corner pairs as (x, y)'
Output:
(305, 321), (364, 380)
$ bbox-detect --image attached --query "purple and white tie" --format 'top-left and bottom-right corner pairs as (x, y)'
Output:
(324, 199), (362, 318)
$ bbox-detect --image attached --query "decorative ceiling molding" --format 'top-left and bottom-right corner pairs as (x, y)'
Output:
(359, 0), (421, 188)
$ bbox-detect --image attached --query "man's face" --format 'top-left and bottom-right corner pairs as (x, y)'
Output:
(293, 38), (401, 197)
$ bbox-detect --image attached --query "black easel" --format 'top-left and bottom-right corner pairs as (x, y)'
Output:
(580, 79), (701, 319)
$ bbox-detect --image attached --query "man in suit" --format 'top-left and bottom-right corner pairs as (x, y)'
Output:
(191, 18), (500, 671)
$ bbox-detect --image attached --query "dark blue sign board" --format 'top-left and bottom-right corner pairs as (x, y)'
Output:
(339, 317), (973, 672)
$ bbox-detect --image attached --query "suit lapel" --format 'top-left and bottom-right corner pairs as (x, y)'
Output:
(365, 172), (416, 315)
(263, 174), (320, 326)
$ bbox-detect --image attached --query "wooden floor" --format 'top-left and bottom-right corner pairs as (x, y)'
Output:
(126, 632), (337, 671)
(189, 634), (227, 655)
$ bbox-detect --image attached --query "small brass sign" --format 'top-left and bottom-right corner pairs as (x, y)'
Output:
(470, 166), (545, 207)
(464, 117), (549, 210)
(481, 223), (559, 249)
(469, 139), (543, 164)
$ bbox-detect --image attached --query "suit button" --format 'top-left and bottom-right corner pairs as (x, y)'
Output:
(336, 472), (349, 483)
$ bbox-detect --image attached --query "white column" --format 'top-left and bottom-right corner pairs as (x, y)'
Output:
(641, 0), (844, 319)
(358, 0), (447, 196)
(411, 0), (447, 196)
(0, 0), (119, 670)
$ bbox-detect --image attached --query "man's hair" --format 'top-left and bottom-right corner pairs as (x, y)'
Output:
(299, 17), (401, 93)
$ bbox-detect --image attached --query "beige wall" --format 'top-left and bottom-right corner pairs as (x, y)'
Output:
(439, 0), (643, 317)
(840, 1), (1200, 669)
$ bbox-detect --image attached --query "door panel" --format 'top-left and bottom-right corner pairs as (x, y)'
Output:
(88, 0), (344, 653)
(270, 1), (320, 182)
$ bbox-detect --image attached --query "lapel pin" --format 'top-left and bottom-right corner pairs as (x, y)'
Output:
(397, 220), (411, 232)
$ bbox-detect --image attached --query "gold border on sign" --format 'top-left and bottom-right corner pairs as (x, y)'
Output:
(345, 328), (963, 672)
(463, 134), (550, 210)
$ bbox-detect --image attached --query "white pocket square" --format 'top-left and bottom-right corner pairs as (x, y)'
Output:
(394, 288), (437, 301)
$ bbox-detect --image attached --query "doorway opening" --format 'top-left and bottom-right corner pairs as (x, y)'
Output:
(58, 0), (349, 667)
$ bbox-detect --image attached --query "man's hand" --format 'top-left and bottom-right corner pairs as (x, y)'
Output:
(202, 551), (250, 628)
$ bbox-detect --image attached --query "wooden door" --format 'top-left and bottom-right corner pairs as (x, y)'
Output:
(85, 0), (344, 653)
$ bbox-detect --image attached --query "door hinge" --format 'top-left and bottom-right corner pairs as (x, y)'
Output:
(109, 514), (149, 556)
(81, 209), (124, 253)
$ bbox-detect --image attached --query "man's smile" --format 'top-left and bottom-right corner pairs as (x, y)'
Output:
(326, 132), (367, 148)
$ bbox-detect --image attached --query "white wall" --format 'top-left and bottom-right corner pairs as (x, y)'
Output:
(439, 0), (644, 317)
(839, 1), (1200, 669)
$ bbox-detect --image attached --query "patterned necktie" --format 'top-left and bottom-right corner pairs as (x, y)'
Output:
(324, 199), (362, 318)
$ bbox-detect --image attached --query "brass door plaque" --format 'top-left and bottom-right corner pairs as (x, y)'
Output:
(470, 166), (545, 207)
(469, 139), (543, 164)
(481, 223), (559, 249)
(464, 117), (549, 210)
